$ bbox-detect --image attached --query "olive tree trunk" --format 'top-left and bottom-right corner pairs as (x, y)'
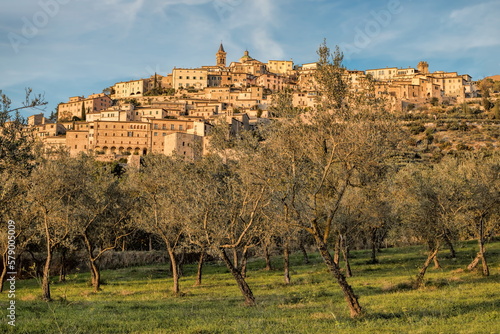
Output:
(166, 245), (180, 295)
(283, 239), (291, 284)
(314, 236), (362, 318)
(42, 214), (52, 301)
(194, 251), (205, 286)
(0, 252), (8, 293)
(219, 248), (255, 306)
(340, 235), (352, 278)
(369, 228), (379, 264)
(467, 218), (490, 276)
(414, 245), (440, 289)
(89, 260), (101, 292)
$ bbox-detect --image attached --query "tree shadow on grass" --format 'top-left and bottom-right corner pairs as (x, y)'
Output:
(355, 272), (500, 297)
(367, 299), (499, 322)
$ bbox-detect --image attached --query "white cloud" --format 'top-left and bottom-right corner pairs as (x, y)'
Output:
(251, 28), (284, 60)
(215, 0), (285, 59)
(447, 1), (500, 48)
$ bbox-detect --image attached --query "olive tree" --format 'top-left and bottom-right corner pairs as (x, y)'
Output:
(458, 154), (499, 276)
(71, 155), (136, 292)
(391, 158), (467, 288)
(27, 155), (81, 300)
(255, 41), (398, 318)
(128, 155), (191, 295)
(0, 89), (47, 292)
(183, 148), (269, 306)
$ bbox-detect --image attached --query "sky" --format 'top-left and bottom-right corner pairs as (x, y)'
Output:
(1, 0), (499, 118)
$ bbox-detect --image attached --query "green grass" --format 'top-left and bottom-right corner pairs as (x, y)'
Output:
(2, 241), (499, 333)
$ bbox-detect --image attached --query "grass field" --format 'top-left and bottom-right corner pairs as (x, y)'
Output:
(2, 240), (499, 333)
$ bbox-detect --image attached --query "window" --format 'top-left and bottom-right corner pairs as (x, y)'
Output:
(154, 132), (158, 136)
(127, 132), (133, 137)
(179, 125), (183, 131)
(171, 124), (175, 130)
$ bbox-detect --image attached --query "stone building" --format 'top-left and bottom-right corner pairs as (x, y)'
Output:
(267, 60), (294, 74)
(172, 68), (209, 90)
(57, 93), (112, 121)
(112, 78), (156, 99)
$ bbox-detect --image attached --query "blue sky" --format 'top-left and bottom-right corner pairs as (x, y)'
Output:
(1, 0), (499, 118)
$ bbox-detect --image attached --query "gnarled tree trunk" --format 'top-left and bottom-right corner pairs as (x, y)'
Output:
(314, 236), (362, 318)
(433, 255), (441, 269)
(444, 233), (456, 259)
(42, 214), (52, 301)
(263, 241), (273, 271)
(299, 242), (309, 264)
(194, 250), (205, 286)
(467, 218), (489, 276)
(166, 244), (180, 295)
(219, 248), (255, 306)
(240, 246), (250, 279)
(414, 244), (440, 289)
(340, 235), (352, 278)
(232, 248), (239, 269)
(467, 240), (489, 276)
(333, 234), (341, 265)
(89, 260), (101, 292)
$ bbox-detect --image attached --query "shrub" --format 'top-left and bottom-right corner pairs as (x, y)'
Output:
(456, 143), (471, 151)
(409, 124), (426, 135)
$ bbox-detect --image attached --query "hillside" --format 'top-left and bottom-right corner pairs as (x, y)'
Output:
(398, 102), (500, 163)
(485, 75), (500, 81)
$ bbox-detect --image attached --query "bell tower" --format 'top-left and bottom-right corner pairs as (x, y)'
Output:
(216, 43), (226, 67)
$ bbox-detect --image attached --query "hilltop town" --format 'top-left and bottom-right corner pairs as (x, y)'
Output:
(28, 44), (485, 161)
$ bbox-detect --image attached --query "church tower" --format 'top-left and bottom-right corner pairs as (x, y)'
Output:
(216, 43), (227, 67)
